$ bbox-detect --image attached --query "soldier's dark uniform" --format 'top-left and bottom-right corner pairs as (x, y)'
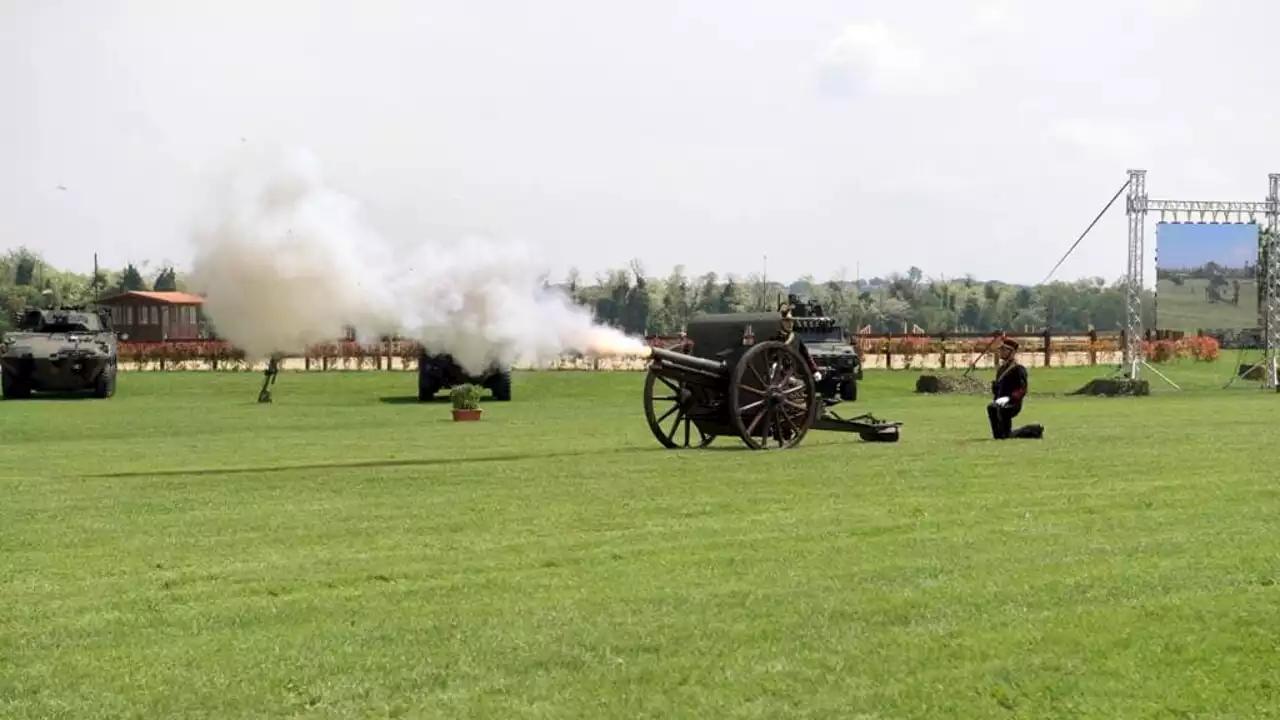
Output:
(987, 338), (1042, 440)
(775, 304), (820, 379)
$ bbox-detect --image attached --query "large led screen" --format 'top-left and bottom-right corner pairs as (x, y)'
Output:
(1155, 222), (1260, 332)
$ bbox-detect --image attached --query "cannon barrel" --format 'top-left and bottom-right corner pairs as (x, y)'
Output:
(641, 345), (728, 375)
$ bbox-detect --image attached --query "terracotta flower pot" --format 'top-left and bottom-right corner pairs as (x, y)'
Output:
(452, 408), (482, 422)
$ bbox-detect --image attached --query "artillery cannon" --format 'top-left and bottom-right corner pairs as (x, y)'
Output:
(639, 312), (901, 450)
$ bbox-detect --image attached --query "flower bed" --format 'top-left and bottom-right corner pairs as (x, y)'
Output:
(1142, 336), (1220, 363)
(117, 340), (423, 370)
(858, 336), (1123, 357)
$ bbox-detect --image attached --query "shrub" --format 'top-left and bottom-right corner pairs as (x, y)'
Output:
(451, 383), (482, 410)
(1141, 336), (1220, 363)
(1185, 335), (1220, 362)
(890, 336), (933, 357)
(1145, 339), (1178, 363)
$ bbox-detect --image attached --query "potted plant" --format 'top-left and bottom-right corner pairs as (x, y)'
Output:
(450, 383), (483, 421)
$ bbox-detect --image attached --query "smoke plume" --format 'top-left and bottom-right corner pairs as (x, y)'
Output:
(186, 148), (647, 373)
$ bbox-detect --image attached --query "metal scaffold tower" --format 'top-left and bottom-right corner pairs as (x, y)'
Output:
(1122, 169), (1280, 390)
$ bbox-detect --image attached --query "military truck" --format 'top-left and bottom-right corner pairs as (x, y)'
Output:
(418, 349), (512, 402)
(1, 305), (123, 399)
(785, 294), (863, 402)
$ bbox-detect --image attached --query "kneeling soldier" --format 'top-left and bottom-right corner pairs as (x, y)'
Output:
(988, 338), (1043, 440)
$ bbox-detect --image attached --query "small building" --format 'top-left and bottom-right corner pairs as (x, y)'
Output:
(100, 290), (204, 342)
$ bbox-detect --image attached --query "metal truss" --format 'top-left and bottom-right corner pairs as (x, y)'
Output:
(1125, 170), (1280, 390)
(1124, 170), (1147, 381)
(1267, 174), (1280, 390)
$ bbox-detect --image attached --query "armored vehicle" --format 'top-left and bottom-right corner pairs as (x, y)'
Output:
(418, 349), (512, 402)
(785, 294), (862, 402)
(1, 305), (122, 399)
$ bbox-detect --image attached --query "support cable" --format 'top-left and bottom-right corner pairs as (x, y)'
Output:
(1039, 179), (1131, 285)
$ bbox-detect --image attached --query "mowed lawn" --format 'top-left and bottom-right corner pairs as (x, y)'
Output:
(2, 362), (1279, 719)
(1156, 277), (1259, 331)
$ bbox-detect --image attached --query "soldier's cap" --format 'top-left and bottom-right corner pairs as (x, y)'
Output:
(1001, 338), (1019, 351)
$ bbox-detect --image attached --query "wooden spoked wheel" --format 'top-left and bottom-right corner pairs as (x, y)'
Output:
(728, 340), (817, 450)
(643, 369), (717, 448)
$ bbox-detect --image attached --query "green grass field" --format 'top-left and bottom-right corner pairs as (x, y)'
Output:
(3, 362), (1279, 719)
(1156, 277), (1258, 331)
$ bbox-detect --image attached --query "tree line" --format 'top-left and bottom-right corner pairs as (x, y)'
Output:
(0, 246), (1164, 337)
(566, 263), (1156, 336)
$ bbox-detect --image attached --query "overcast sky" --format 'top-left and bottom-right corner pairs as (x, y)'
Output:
(3, 0), (1277, 287)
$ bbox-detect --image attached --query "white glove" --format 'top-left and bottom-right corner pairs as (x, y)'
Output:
(813, 371), (823, 381)
(994, 396), (1010, 407)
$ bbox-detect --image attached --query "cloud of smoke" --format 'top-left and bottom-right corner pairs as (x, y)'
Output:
(186, 147), (647, 373)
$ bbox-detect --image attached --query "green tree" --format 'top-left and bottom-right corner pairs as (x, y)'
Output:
(153, 267), (178, 291)
(117, 264), (147, 292)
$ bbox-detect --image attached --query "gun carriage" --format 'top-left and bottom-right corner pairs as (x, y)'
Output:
(640, 312), (901, 450)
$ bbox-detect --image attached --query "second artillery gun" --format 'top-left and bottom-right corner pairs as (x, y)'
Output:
(418, 349), (512, 402)
(1, 305), (122, 399)
(638, 310), (900, 450)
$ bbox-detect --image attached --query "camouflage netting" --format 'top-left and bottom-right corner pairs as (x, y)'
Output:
(1068, 378), (1150, 397)
(915, 373), (989, 395)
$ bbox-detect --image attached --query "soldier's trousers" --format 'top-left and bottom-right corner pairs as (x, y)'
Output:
(987, 402), (1020, 439)
(987, 402), (1043, 439)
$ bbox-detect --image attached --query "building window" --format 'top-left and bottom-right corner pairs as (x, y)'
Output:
(125, 306), (134, 325)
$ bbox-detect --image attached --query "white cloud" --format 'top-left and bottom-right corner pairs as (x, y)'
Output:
(815, 22), (938, 96)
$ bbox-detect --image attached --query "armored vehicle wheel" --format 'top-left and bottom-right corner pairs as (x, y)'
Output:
(840, 380), (857, 402)
(93, 368), (116, 399)
(489, 370), (512, 401)
(643, 369), (716, 449)
(2, 370), (31, 399)
(728, 340), (817, 450)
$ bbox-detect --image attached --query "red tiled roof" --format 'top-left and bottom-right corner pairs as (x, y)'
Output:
(102, 290), (204, 305)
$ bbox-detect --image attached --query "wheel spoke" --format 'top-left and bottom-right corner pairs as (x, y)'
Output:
(666, 411), (685, 443)
(782, 398), (809, 414)
(683, 416), (691, 446)
(776, 366), (796, 387)
(657, 404), (679, 423)
(775, 412), (793, 447)
(658, 376), (680, 394)
(780, 409), (800, 437)
(737, 383), (764, 396)
(745, 408), (765, 436)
